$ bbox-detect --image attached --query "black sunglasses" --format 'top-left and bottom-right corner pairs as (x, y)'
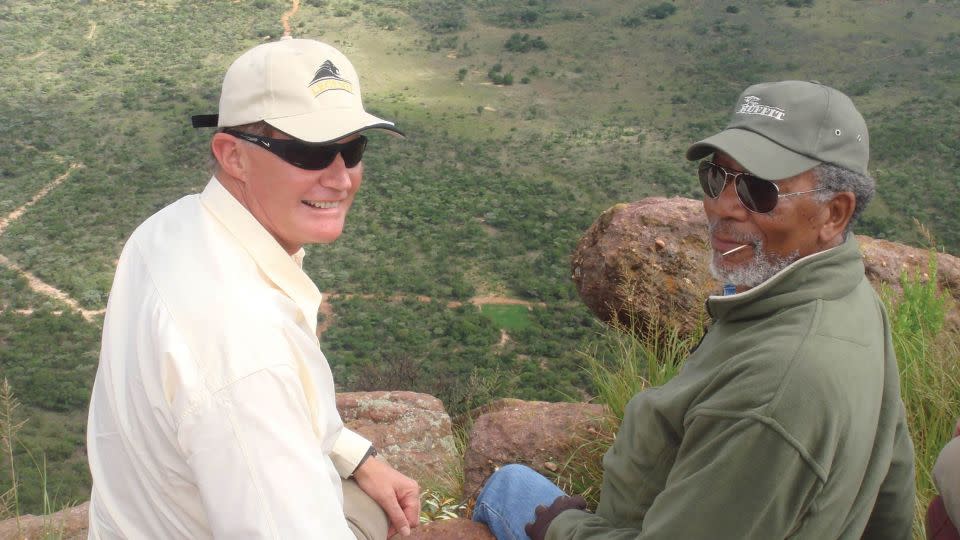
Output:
(224, 129), (367, 170)
(698, 161), (826, 213)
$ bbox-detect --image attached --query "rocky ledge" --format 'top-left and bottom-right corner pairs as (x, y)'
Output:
(0, 394), (604, 539)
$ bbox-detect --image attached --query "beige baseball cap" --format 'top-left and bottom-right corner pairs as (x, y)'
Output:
(686, 80), (868, 180)
(192, 37), (402, 143)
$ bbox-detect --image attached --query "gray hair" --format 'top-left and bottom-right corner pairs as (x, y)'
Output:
(811, 163), (876, 235)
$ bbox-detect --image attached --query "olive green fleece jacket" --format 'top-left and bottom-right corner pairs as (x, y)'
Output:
(549, 235), (915, 539)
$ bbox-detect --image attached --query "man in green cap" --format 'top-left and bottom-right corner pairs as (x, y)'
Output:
(473, 81), (915, 539)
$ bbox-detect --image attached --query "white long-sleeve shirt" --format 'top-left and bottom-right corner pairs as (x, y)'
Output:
(87, 177), (370, 539)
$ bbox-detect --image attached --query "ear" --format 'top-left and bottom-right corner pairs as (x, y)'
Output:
(210, 132), (247, 181)
(818, 191), (856, 244)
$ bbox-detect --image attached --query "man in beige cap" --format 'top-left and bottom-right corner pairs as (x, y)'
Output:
(86, 37), (418, 539)
(474, 81), (914, 539)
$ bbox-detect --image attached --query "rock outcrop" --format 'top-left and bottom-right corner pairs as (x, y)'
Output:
(1, 391), (461, 540)
(462, 398), (605, 499)
(407, 518), (495, 540)
(0, 393), (606, 539)
(0, 507), (499, 540)
(571, 198), (714, 339)
(0, 502), (88, 540)
(572, 197), (960, 337)
(337, 391), (459, 492)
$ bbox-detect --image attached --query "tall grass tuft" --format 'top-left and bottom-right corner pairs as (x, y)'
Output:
(1, 378), (26, 533)
(583, 317), (698, 422)
(0, 380), (71, 539)
(880, 252), (960, 537)
(554, 318), (700, 508)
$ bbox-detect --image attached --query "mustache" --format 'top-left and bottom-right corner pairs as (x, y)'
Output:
(709, 219), (761, 245)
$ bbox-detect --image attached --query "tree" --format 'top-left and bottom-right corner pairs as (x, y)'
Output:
(645, 2), (678, 20)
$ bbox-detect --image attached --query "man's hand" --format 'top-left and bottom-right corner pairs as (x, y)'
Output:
(524, 495), (588, 540)
(353, 456), (420, 537)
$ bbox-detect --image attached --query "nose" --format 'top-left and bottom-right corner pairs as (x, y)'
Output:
(318, 154), (354, 191)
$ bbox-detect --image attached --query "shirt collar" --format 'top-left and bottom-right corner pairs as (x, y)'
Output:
(200, 177), (322, 332)
(706, 234), (865, 322)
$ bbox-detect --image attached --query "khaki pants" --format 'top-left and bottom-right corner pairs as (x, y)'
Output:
(343, 478), (390, 540)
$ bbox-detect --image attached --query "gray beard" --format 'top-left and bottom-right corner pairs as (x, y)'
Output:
(708, 221), (801, 289)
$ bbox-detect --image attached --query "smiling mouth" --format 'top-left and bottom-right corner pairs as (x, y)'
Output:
(302, 200), (340, 209)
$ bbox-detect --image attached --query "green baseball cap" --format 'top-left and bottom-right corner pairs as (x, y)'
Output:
(686, 80), (869, 180)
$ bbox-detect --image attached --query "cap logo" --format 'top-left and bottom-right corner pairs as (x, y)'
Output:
(737, 95), (786, 121)
(308, 60), (354, 97)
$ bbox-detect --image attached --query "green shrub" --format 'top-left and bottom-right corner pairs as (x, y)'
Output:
(487, 63), (514, 85)
(370, 11), (400, 30)
(427, 35), (458, 52)
(504, 33), (548, 53)
(484, 5), (547, 28)
(410, 0), (466, 33)
(621, 15), (644, 28)
(645, 2), (678, 20)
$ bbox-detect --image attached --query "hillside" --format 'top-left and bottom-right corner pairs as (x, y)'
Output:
(1, 0), (958, 513)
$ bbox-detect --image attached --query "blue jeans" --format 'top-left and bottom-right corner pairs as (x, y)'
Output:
(472, 464), (567, 540)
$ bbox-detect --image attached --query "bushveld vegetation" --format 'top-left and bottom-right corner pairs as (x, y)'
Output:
(504, 33), (548, 53)
(0, 0), (957, 525)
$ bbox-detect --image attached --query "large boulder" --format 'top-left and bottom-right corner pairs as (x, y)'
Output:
(462, 399), (605, 499)
(572, 197), (960, 337)
(0, 502), (89, 540)
(337, 391), (458, 492)
(858, 236), (960, 299)
(571, 198), (714, 339)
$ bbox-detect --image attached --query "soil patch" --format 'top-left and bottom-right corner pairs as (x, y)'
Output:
(0, 162), (97, 320)
(0, 254), (103, 321)
(281, 0), (300, 37)
(0, 163), (83, 236)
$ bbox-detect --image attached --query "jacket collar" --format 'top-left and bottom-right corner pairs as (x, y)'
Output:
(706, 234), (864, 323)
(200, 177), (322, 334)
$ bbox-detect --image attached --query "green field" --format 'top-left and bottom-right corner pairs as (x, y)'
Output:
(480, 304), (534, 331)
(1, 0), (958, 515)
